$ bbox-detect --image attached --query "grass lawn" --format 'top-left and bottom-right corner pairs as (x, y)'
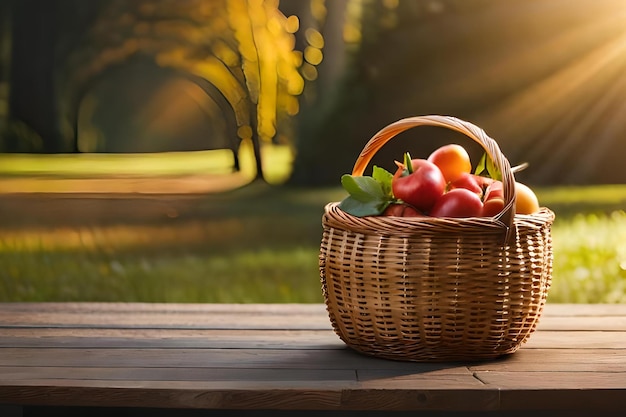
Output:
(0, 183), (345, 303)
(0, 143), (294, 187)
(0, 152), (624, 304)
(0, 150), (237, 176)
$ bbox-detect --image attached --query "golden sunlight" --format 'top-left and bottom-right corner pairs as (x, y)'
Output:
(466, 0), (626, 184)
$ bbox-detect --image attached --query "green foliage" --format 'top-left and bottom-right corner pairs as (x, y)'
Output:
(474, 152), (501, 181)
(62, 0), (307, 153)
(0, 120), (43, 152)
(339, 166), (394, 216)
(548, 210), (626, 303)
(0, 150), (234, 177)
(0, 184), (343, 303)
(0, 247), (322, 303)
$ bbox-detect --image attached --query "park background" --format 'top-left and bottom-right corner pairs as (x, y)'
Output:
(1, 0), (625, 303)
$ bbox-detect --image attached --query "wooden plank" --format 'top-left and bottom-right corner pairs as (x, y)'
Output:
(0, 302), (328, 315)
(498, 389), (626, 413)
(0, 330), (344, 349)
(541, 303), (626, 317)
(537, 315), (626, 331)
(355, 368), (486, 389)
(0, 329), (345, 349)
(523, 331), (626, 349)
(0, 301), (326, 315)
(0, 378), (352, 391)
(3, 303), (626, 331)
(3, 302), (624, 317)
(0, 302), (611, 315)
(0, 328), (231, 338)
(0, 347), (351, 369)
(469, 349), (626, 372)
(0, 302), (625, 413)
(0, 367), (485, 389)
(0, 366), (357, 383)
(0, 384), (345, 410)
(477, 370), (626, 390)
(1, 374), (623, 412)
(0, 347), (471, 373)
(475, 372), (626, 411)
(0, 358), (626, 389)
(3, 330), (623, 350)
(0, 380), (498, 412)
(0, 370), (485, 397)
(0, 303), (331, 331)
(0, 302), (577, 317)
(0, 311), (332, 330)
(339, 388), (499, 412)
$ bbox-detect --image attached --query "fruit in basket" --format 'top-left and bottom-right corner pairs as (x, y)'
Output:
(482, 196), (505, 217)
(481, 180), (504, 216)
(484, 180), (503, 201)
(382, 203), (424, 217)
(514, 182), (540, 214)
(392, 153), (446, 212)
(480, 180), (542, 216)
(427, 144), (472, 183)
(448, 173), (484, 197)
(338, 145), (540, 218)
(429, 188), (483, 218)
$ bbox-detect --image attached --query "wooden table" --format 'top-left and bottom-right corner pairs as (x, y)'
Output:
(0, 303), (625, 416)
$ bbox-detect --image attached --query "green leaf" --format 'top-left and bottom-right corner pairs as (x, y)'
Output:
(474, 153), (487, 176)
(372, 165), (394, 198)
(474, 152), (502, 181)
(339, 196), (390, 217)
(339, 171), (396, 217)
(403, 152), (413, 174)
(340, 174), (385, 202)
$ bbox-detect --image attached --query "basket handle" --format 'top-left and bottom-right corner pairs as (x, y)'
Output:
(351, 115), (516, 234)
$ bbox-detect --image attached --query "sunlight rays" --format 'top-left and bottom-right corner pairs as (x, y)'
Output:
(485, 28), (626, 145)
(440, 2), (626, 109)
(473, 3), (626, 183)
(521, 29), (626, 138)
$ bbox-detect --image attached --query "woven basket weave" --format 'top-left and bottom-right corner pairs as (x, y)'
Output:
(319, 115), (555, 362)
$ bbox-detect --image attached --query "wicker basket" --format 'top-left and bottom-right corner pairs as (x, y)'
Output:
(319, 115), (555, 362)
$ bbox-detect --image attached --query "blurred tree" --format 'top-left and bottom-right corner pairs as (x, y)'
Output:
(4, 0), (624, 185)
(59, 0), (306, 181)
(290, 0), (626, 186)
(2, 0), (311, 183)
(0, 0), (11, 137)
(3, 0), (105, 152)
(6, 0), (59, 152)
(289, 0), (389, 185)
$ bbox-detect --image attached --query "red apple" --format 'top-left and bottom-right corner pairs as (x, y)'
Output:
(429, 188), (483, 218)
(448, 173), (484, 197)
(382, 203), (424, 217)
(392, 159), (447, 213)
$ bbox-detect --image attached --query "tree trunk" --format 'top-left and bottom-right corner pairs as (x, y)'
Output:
(0, 1), (11, 128)
(288, 0), (355, 186)
(8, 0), (63, 152)
(250, 104), (265, 181)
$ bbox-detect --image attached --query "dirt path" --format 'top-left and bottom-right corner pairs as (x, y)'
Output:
(0, 173), (251, 194)
(0, 174), (257, 227)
